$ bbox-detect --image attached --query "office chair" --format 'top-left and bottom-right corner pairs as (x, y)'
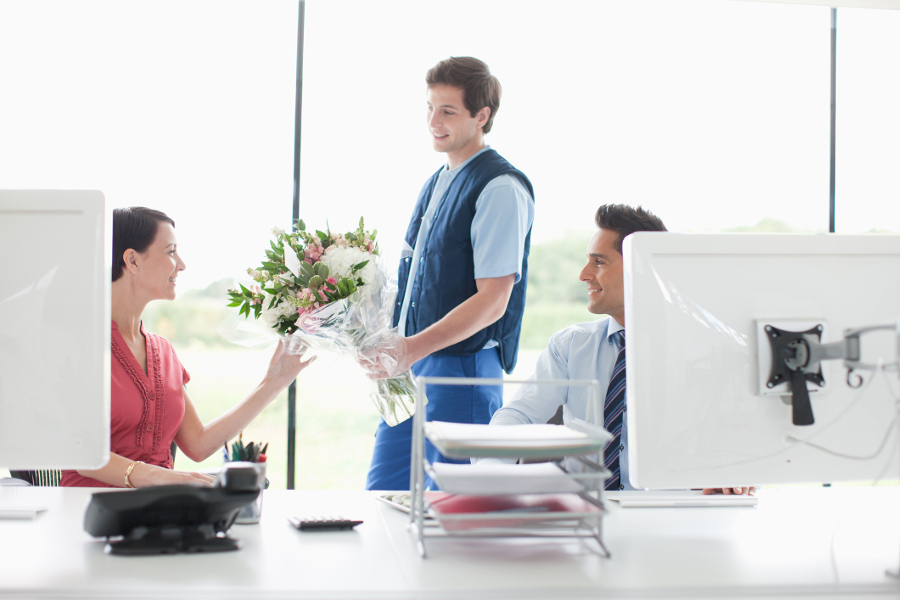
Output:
(7, 442), (179, 486)
(8, 470), (61, 486)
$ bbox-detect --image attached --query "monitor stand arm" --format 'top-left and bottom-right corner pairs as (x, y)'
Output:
(766, 321), (900, 579)
(763, 322), (896, 426)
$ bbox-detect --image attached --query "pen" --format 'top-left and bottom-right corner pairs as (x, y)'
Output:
(225, 438), (267, 462)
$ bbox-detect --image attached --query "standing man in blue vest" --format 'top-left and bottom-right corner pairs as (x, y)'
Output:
(362, 57), (535, 490)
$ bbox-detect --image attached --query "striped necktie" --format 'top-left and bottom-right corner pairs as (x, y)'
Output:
(603, 330), (626, 491)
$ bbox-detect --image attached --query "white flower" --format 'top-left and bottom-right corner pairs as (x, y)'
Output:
(260, 295), (297, 329)
(271, 227), (285, 237)
(320, 245), (378, 287)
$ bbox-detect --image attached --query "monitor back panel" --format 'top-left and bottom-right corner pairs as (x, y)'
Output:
(624, 233), (900, 489)
(0, 191), (110, 470)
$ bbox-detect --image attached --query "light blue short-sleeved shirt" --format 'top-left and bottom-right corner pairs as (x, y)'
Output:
(398, 146), (535, 338)
(485, 316), (635, 490)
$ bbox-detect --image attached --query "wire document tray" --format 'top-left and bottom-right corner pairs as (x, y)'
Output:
(409, 376), (613, 558)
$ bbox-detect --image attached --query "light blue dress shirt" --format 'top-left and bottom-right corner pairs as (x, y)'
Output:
(488, 316), (635, 490)
(397, 146), (535, 338)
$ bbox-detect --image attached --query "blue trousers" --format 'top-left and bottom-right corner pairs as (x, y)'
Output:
(365, 348), (503, 491)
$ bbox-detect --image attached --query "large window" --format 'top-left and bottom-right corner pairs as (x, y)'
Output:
(295, 0), (834, 486)
(2, 0), (897, 490)
(0, 0), (301, 487)
(836, 8), (900, 233)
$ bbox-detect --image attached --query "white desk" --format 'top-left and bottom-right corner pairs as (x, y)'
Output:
(1, 486), (899, 599)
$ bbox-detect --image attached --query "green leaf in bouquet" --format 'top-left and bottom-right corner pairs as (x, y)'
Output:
(346, 232), (357, 241)
(253, 304), (262, 318)
(226, 299), (243, 307)
(308, 274), (323, 289)
(267, 296), (279, 310)
(299, 261), (315, 277)
(295, 219), (306, 232)
(297, 274), (310, 287)
(313, 262), (329, 278)
(239, 283), (251, 295)
(315, 229), (328, 241)
(337, 279), (350, 296)
(324, 280), (337, 291)
(347, 279), (358, 294)
(351, 260), (370, 273)
(239, 303), (250, 317)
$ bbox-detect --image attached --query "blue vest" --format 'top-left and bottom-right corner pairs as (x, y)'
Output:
(392, 149), (534, 374)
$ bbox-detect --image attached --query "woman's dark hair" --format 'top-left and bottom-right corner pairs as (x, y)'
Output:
(112, 207), (175, 282)
(594, 204), (667, 254)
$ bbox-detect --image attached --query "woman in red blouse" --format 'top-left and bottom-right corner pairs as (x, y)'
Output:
(61, 207), (315, 488)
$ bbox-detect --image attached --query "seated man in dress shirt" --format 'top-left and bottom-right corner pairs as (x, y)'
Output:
(489, 203), (753, 495)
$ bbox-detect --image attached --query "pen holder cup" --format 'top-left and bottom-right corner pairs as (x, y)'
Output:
(235, 462), (268, 525)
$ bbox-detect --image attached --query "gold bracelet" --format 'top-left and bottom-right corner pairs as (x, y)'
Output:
(124, 461), (142, 488)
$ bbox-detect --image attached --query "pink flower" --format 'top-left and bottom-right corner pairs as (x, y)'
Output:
(367, 241), (375, 252)
(327, 277), (337, 285)
(303, 241), (324, 262)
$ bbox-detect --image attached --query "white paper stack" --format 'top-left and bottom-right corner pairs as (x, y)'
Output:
(424, 421), (611, 459)
(429, 462), (592, 495)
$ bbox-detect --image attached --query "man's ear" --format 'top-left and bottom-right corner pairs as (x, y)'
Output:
(122, 249), (140, 275)
(476, 106), (491, 130)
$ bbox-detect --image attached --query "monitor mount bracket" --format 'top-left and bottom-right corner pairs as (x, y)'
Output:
(765, 325), (828, 426)
(764, 321), (898, 427)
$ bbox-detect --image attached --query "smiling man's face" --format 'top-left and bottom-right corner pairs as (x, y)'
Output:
(579, 228), (625, 323)
(426, 84), (488, 169)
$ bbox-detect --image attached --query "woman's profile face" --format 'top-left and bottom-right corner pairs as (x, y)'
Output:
(135, 222), (185, 301)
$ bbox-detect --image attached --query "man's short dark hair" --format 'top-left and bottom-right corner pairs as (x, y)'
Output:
(112, 207), (175, 282)
(594, 204), (667, 254)
(426, 57), (501, 134)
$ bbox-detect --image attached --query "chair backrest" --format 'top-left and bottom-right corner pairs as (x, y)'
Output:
(9, 470), (61, 486)
(9, 441), (178, 487)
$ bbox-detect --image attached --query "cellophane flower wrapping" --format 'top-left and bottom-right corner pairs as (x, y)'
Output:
(222, 219), (421, 427)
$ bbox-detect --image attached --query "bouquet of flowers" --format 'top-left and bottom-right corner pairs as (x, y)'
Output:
(225, 218), (421, 426)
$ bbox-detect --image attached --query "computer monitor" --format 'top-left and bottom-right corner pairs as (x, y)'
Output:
(0, 190), (110, 471)
(624, 233), (900, 489)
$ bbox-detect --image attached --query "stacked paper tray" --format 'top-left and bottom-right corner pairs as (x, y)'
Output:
(424, 420), (611, 460)
(424, 491), (606, 532)
(428, 462), (611, 495)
